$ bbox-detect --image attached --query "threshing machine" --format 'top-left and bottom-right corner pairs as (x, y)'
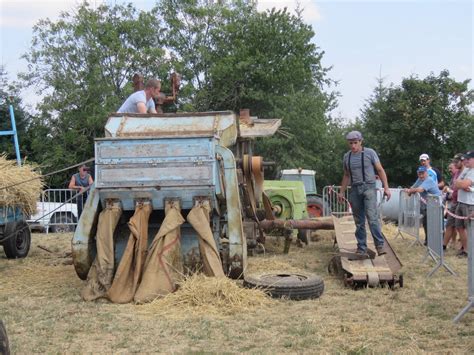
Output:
(72, 110), (281, 281)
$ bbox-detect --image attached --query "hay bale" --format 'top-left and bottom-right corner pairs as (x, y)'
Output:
(139, 274), (273, 317)
(0, 155), (43, 215)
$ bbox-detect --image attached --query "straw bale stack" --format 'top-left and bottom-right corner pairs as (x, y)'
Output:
(0, 155), (43, 215)
(140, 274), (273, 317)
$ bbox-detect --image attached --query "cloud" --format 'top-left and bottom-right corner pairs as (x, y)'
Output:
(0, 0), (90, 29)
(256, 0), (322, 23)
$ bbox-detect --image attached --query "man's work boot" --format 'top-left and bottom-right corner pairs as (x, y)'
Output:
(352, 249), (370, 260)
(376, 244), (387, 256)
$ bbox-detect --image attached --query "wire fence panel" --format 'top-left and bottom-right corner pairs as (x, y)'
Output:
(396, 190), (422, 244)
(424, 194), (455, 277)
(321, 186), (351, 216)
(27, 189), (85, 233)
(453, 219), (474, 323)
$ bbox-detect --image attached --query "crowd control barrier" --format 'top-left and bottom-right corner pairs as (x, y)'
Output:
(453, 218), (474, 323)
(395, 190), (422, 246)
(422, 195), (456, 277)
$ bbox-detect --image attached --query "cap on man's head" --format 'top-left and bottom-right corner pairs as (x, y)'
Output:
(463, 150), (474, 159)
(345, 131), (363, 140)
(417, 166), (427, 173)
(419, 153), (430, 161)
(452, 153), (465, 162)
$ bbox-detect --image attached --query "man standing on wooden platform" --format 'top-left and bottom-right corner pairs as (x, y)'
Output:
(338, 131), (391, 259)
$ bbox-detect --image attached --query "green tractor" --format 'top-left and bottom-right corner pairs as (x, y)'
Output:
(263, 180), (310, 245)
(280, 169), (325, 218)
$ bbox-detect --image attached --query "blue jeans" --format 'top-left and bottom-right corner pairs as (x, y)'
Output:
(349, 183), (384, 251)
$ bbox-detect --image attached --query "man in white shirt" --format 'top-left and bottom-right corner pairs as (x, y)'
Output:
(454, 150), (474, 257)
(117, 78), (161, 113)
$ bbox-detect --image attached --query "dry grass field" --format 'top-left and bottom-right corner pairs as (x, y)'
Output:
(1, 224), (473, 353)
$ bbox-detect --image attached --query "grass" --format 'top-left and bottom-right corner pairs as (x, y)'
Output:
(1, 225), (473, 353)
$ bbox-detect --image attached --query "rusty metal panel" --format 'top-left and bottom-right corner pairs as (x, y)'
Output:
(239, 118), (281, 138)
(96, 138), (213, 163)
(95, 137), (216, 189)
(97, 164), (213, 188)
(104, 111), (238, 147)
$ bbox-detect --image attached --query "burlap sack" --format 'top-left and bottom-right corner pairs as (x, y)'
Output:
(107, 202), (152, 304)
(81, 204), (122, 301)
(134, 202), (185, 303)
(187, 202), (225, 277)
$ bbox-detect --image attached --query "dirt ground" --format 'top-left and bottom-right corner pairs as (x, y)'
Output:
(1, 225), (473, 353)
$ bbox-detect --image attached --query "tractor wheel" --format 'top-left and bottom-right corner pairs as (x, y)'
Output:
(307, 196), (325, 218)
(2, 221), (31, 259)
(243, 271), (324, 300)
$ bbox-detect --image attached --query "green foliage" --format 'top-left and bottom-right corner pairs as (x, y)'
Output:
(0, 67), (31, 161)
(18, 0), (339, 188)
(360, 71), (474, 186)
(20, 1), (170, 186)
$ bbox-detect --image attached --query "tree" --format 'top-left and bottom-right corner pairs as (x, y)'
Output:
(0, 67), (31, 161)
(20, 1), (170, 186)
(360, 71), (474, 186)
(156, 1), (339, 185)
(21, 0), (340, 187)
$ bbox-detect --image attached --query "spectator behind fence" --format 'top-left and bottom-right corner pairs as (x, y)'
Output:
(69, 165), (93, 219)
(453, 150), (474, 258)
(419, 153), (444, 189)
(338, 130), (391, 259)
(404, 165), (441, 245)
(443, 154), (465, 250)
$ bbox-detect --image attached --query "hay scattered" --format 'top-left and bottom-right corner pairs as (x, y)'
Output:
(138, 274), (273, 317)
(0, 155), (43, 215)
(246, 255), (300, 273)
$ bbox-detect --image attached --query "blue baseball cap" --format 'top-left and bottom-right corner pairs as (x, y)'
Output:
(417, 166), (427, 173)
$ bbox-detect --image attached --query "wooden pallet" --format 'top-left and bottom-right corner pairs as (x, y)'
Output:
(332, 214), (402, 286)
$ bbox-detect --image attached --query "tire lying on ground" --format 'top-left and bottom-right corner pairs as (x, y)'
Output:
(243, 271), (324, 300)
(0, 320), (10, 355)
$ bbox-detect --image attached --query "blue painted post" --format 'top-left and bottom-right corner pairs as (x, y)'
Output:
(9, 104), (22, 166)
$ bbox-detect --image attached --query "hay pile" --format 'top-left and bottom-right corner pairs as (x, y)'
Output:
(139, 274), (273, 317)
(0, 155), (43, 215)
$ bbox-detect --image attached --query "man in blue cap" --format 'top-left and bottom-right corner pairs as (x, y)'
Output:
(404, 165), (441, 245)
(338, 130), (391, 259)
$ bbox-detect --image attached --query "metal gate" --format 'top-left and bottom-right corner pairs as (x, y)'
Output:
(322, 186), (351, 216)
(423, 194), (455, 277)
(453, 218), (474, 323)
(395, 190), (422, 245)
(27, 189), (85, 233)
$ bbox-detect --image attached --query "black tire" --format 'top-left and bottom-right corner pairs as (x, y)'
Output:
(50, 214), (75, 233)
(0, 320), (10, 355)
(306, 196), (325, 218)
(2, 221), (31, 259)
(243, 271), (324, 300)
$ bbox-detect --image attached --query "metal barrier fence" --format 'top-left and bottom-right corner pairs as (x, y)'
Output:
(454, 219), (474, 323)
(322, 186), (351, 216)
(423, 194), (455, 277)
(395, 190), (422, 245)
(27, 189), (86, 233)
(322, 185), (385, 218)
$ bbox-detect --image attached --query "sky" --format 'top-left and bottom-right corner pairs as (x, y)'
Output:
(0, 0), (472, 120)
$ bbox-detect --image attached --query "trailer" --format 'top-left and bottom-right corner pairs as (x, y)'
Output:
(0, 205), (31, 259)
